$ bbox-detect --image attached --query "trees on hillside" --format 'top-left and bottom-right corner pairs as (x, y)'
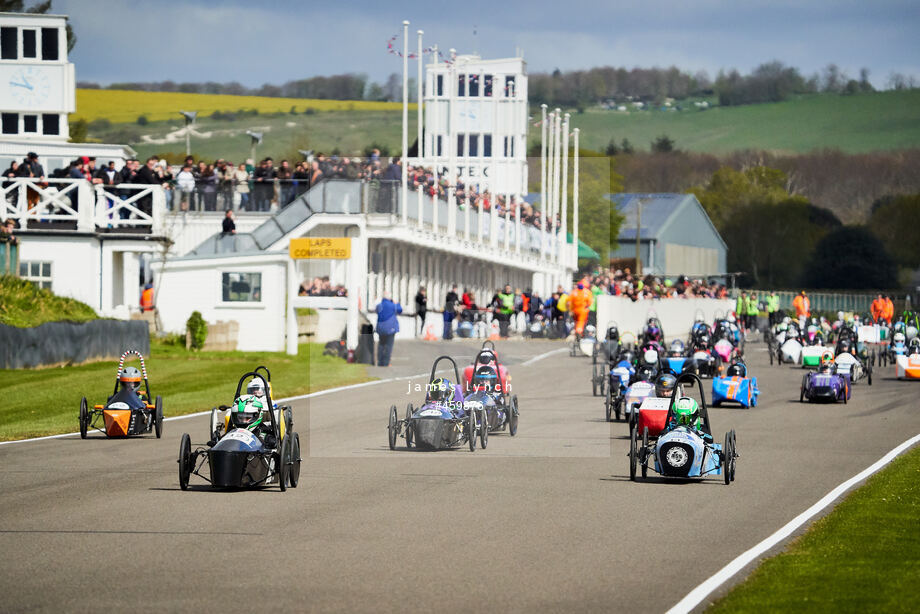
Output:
(868, 194), (920, 269)
(802, 226), (898, 289)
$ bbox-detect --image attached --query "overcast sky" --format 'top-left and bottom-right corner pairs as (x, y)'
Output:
(56, 0), (919, 89)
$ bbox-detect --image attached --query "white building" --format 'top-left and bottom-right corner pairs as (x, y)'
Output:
(0, 12), (133, 172)
(421, 54), (529, 198)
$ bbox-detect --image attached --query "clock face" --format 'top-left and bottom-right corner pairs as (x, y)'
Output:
(9, 66), (51, 107)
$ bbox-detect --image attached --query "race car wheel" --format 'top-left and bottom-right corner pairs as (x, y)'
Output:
(615, 395), (623, 422)
(154, 396), (163, 439)
(641, 427), (649, 479)
(468, 409), (477, 452)
(387, 406), (398, 451)
(405, 404), (414, 449)
(843, 385), (848, 404)
(178, 433), (191, 490)
(508, 395), (518, 436)
(604, 387), (612, 422)
(79, 397), (88, 439)
(277, 436), (289, 492)
(479, 410), (488, 449)
(731, 430), (737, 482)
(289, 432), (301, 488)
(592, 365), (599, 396)
(723, 432), (733, 485)
(629, 424), (638, 481)
(867, 363), (873, 386)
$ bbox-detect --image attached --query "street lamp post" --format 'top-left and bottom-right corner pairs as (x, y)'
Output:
(179, 110), (197, 156)
(245, 130), (263, 166)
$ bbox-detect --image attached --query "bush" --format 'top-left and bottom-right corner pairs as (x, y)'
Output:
(136, 115), (148, 126)
(801, 226), (898, 289)
(185, 311), (208, 350)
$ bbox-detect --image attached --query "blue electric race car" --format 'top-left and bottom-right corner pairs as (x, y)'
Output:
(629, 373), (738, 485)
(711, 360), (759, 408)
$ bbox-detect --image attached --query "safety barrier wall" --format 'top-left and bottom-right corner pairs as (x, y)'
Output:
(596, 295), (736, 341)
(732, 289), (912, 316)
(0, 320), (150, 369)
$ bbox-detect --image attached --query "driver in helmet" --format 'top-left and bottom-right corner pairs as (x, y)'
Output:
(428, 378), (456, 406)
(119, 366), (143, 395)
(607, 325), (619, 342)
(667, 396), (703, 434)
(655, 373), (677, 399)
(726, 361), (746, 377)
(669, 339), (686, 357)
(229, 394), (270, 440)
(246, 378), (266, 399)
(909, 338), (920, 356)
(892, 332), (907, 348)
(818, 351), (835, 374)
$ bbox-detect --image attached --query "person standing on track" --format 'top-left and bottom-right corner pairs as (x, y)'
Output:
(414, 286), (427, 337)
(495, 284), (515, 338)
(736, 291), (749, 332)
(793, 290), (810, 323)
(569, 283), (592, 337)
(375, 292), (402, 367)
(746, 291), (760, 333)
(766, 291), (780, 326)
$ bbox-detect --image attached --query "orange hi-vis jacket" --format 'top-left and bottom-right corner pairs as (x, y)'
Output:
(569, 288), (593, 314)
(793, 294), (810, 318)
(140, 288), (154, 312)
(870, 298), (885, 322)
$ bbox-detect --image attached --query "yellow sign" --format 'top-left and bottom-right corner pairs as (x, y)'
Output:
(289, 238), (351, 259)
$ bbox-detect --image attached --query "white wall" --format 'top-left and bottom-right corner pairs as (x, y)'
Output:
(596, 295), (735, 340)
(155, 255), (288, 352)
(163, 213), (269, 256)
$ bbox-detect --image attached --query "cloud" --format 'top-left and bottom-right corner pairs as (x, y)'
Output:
(56, 0), (919, 89)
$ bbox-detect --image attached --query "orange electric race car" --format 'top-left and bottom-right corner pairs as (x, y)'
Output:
(79, 350), (163, 439)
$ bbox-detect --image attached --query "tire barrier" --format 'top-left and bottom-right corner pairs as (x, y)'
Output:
(0, 319), (150, 369)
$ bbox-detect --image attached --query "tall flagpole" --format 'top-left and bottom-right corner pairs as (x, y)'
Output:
(401, 20), (410, 225)
(540, 104), (547, 260)
(417, 30), (424, 161)
(561, 112), (570, 270)
(552, 109), (562, 264)
(546, 110), (555, 262)
(573, 127), (580, 271)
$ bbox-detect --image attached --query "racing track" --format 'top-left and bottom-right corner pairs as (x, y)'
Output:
(1, 338), (918, 613)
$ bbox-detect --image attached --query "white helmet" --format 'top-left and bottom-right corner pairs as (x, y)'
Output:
(727, 314), (736, 323)
(643, 349), (659, 365)
(246, 378), (266, 398)
(783, 316), (791, 325)
(894, 332), (906, 344)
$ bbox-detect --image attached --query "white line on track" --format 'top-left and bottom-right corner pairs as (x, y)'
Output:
(1, 348), (565, 446)
(666, 432), (920, 614)
(522, 347), (569, 366)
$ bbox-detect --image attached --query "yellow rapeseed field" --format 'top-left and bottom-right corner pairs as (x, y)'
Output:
(73, 89), (411, 123)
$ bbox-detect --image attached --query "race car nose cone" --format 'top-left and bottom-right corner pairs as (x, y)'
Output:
(666, 446), (689, 468)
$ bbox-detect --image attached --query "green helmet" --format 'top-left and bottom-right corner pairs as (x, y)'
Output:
(673, 397), (700, 428)
(230, 394), (264, 430)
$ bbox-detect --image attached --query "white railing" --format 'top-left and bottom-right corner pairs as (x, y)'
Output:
(0, 178), (165, 234)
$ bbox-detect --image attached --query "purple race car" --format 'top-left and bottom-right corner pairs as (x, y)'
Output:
(799, 370), (851, 403)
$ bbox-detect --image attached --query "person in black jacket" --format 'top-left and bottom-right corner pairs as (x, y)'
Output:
(133, 157), (161, 216)
(414, 286), (427, 337)
(252, 158), (276, 212)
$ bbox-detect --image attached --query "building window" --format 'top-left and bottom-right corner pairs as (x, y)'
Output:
(22, 29), (36, 59)
(0, 27), (16, 60)
(504, 136), (515, 157)
(483, 134), (492, 157)
(457, 74), (465, 97)
(505, 76), (516, 98)
(222, 272), (261, 302)
(469, 133), (479, 157)
(20, 261), (52, 289)
(42, 114), (59, 135)
(456, 133), (465, 157)
(435, 135), (442, 156)
(468, 74), (479, 97)
(41, 28), (59, 61)
(436, 74), (443, 96)
(1, 113), (17, 134)
(484, 75), (493, 97)
(23, 115), (37, 133)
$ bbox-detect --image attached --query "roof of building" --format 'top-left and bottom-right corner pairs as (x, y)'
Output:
(606, 193), (726, 248)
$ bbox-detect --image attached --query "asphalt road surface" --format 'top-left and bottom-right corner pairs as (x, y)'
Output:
(1, 338), (918, 613)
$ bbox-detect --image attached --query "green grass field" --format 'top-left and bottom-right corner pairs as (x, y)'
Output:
(568, 90), (920, 154)
(78, 89), (920, 160)
(0, 341), (370, 441)
(708, 444), (920, 613)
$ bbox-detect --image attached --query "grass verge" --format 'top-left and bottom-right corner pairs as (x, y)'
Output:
(0, 341), (370, 441)
(708, 444), (920, 613)
(0, 275), (98, 327)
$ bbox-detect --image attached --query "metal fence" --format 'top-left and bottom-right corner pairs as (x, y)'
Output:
(733, 289), (913, 315)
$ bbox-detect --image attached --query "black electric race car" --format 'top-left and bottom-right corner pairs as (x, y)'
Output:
(178, 370), (300, 490)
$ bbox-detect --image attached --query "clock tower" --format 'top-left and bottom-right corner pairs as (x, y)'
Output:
(0, 11), (74, 141)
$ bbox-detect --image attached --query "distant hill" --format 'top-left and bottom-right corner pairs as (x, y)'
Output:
(568, 90), (920, 154)
(75, 89), (919, 159)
